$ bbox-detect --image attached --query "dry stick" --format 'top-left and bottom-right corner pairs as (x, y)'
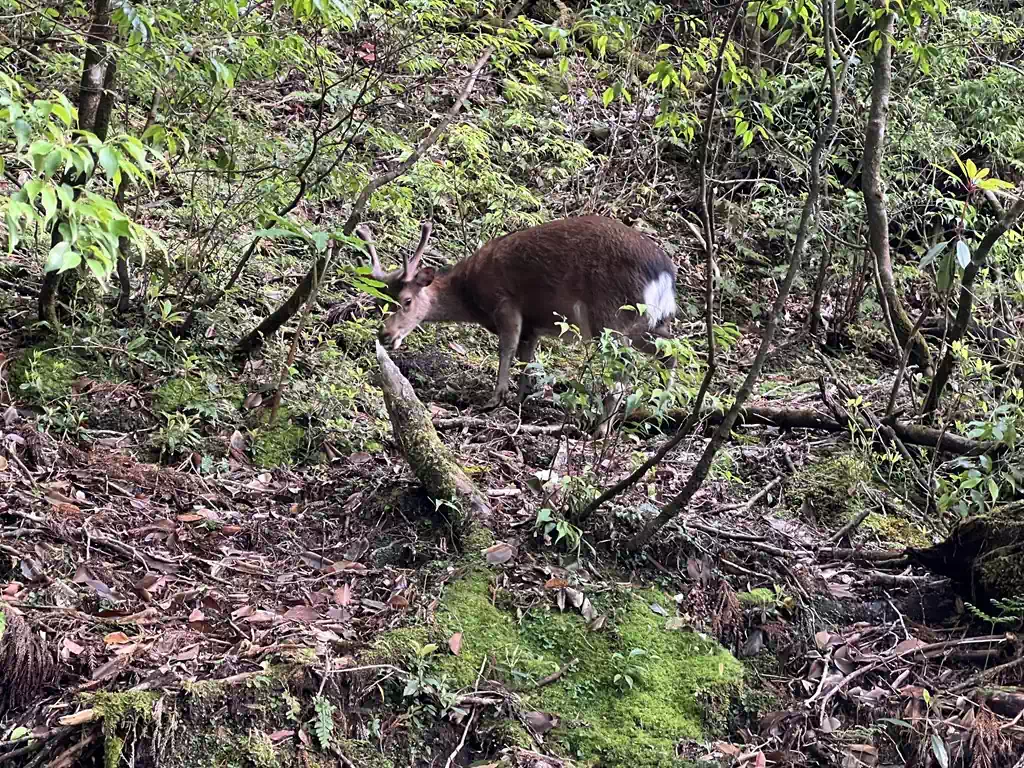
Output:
(236, 5), (521, 354)
(719, 475), (782, 512)
(814, 636), (1010, 720)
(573, 0), (739, 523)
(951, 655), (1024, 694)
(885, 310), (927, 419)
(627, 0), (850, 553)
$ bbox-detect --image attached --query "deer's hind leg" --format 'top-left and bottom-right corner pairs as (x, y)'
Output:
(482, 306), (523, 410)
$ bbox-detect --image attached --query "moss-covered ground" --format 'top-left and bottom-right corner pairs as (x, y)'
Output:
(374, 562), (743, 767)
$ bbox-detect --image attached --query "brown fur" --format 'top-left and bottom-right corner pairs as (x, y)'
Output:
(366, 216), (678, 412)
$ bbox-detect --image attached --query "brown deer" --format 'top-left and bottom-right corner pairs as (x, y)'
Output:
(358, 216), (677, 431)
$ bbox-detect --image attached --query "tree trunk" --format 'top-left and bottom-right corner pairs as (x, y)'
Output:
(923, 194), (1024, 414)
(861, 11), (932, 372)
(38, 0), (116, 327)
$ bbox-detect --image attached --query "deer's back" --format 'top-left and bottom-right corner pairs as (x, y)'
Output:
(451, 216), (676, 333)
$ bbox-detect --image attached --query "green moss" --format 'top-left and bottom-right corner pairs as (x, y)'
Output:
(787, 453), (871, 524)
(154, 375), (244, 414)
(10, 348), (85, 403)
(336, 738), (394, 768)
(375, 566), (742, 767)
(737, 588), (776, 608)
(251, 410), (306, 468)
(862, 512), (930, 547)
(90, 691), (161, 768)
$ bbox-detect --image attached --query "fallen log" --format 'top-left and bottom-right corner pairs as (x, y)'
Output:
(376, 341), (491, 535)
(623, 403), (998, 456)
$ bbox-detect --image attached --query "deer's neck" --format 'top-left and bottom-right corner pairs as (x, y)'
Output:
(424, 273), (477, 324)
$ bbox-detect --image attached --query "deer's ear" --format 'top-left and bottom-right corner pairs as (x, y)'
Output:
(413, 267), (436, 287)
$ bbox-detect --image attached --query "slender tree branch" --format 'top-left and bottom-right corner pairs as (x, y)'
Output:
(627, 0), (850, 552)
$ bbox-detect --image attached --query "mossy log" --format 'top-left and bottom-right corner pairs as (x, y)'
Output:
(376, 341), (491, 535)
(907, 503), (1024, 607)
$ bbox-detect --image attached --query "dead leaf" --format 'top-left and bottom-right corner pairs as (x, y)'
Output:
(814, 630), (832, 651)
(232, 605), (254, 619)
(243, 392), (263, 410)
(173, 644), (200, 662)
(299, 552), (333, 571)
(188, 608), (205, 624)
(588, 615), (606, 632)
(269, 730), (294, 743)
(664, 617), (687, 631)
(91, 654), (128, 682)
(0, 455), (7, 471)
(343, 537), (369, 561)
(62, 638), (85, 657)
(448, 632), (463, 656)
(894, 638), (926, 655)
(544, 577), (568, 590)
(229, 430), (246, 452)
(243, 610), (276, 624)
(103, 631), (131, 646)
(348, 451), (372, 465)
(388, 594), (409, 609)
(482, 542), (514, 565)
(329, 561), (366, 574)
(739, 629), (764, 658)
(283, 605), (318, 623)
(334, 584), (352, 606)
(714, 742), (742, 757)
(579, 597), (596, 621)
(649, 602), (668, 617)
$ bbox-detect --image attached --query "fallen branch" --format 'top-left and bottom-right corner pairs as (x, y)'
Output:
(377, 342), (491, 534)
(720, 476), (782, 513)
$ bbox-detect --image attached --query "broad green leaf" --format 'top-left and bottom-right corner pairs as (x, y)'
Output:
(40, 185), (57, 223)
(99, 145), (120, 181)
(86, 257), (108, 282)
(742, 130), (754, 148)
(937, 250), (955, 292)
(43, 149), (64, 179)
(59, 249), (82, 273)
(602, 86), (615, 107)
(955, 240), (971, 269)
(920, 240), (948, 268)
(13, 118), (31, 147)
(776, 28), (793, 46)
(930, 735), (949, 768)
(45, 240), (71, 273)
(50, 101), (72, 126)
(311, 231), (330, 253)
(253, 228), (302, 240)
(988, 479), (999, 502)
(977, 178), (1016, 191)
(965, 159), (978, 179)
(974, 168), (990, 181)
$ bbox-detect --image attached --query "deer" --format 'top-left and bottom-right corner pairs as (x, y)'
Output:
(358, 215), (678, 434)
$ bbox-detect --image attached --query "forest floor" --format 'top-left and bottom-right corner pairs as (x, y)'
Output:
(1, 262), (1023, 768)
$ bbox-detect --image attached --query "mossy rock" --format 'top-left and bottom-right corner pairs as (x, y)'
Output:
(787, 452), (871, 525)
(862, 511), (930, 548)
(10, 347), (88, 403)
(909, 503), (1024, 607)
(251, 409), (307, 468)
(372, 565), (743, 767)
(90, 668), (394, 768)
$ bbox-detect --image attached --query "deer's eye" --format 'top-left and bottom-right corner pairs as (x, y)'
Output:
(402, 298), (412, 309)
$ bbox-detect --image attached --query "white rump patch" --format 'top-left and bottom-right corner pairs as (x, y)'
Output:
(642, 272), (676, 328)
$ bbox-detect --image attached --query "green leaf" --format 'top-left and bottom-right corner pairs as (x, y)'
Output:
(13, 118), (31, 147)
(742, 130), (754, 148)
(253, 228), (302, 240)
(977, 178), (1016, 191)
(311, 231), (330, 253)
(99, 145), (120, 181)
(602, 86), (615, 107)
(930, 735), (949, 768)
(50, 101), (72, 126)
(936, 250), (955, 292)
(40, 185), (57, 223)
(955, 240), (971, 269)
(59, 249), (82, 273)
(45, 241), (71, 273)
(988, 479), (999, 503)
(86, 257), (108, 282)
(43, 149), (64, 179)
(776, 27), (793, 46)
(920, 240), (948, 269)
